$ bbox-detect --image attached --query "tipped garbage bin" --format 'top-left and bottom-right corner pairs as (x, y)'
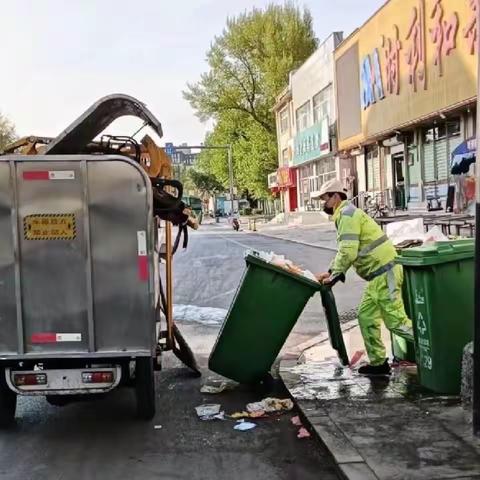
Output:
(397, 240), (474, 394)
(208, 253), (348, 384)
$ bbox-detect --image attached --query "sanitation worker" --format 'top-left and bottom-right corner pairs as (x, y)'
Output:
(315, 179), (413, 375)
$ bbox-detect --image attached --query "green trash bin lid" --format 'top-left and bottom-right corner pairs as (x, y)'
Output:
(397, 239), (474, 266)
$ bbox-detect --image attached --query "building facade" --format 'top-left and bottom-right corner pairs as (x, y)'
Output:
(335, 0), (477, 212)
(291, 32), (344, 211)
(271, 32), (345, 212)
(270, 84), (298, 212)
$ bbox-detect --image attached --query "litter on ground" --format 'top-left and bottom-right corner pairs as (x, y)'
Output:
(291, 416), (302, 426)
(246, 397), (294, 414)
(195, 404), (221, 418)
(297, 427), (311, 439)
(200, 411), (225, 421)
(233, 420), (257, 431)
(200, 379), (237, 394)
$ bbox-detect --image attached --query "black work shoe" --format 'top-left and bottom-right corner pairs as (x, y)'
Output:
(358, 360), (391, 376)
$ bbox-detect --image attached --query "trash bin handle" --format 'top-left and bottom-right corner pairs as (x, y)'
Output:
(327, 273), (345, 288)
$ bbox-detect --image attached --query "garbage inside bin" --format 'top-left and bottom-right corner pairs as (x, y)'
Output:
(208, 251), (349, 384)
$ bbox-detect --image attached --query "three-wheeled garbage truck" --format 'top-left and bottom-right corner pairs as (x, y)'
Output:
(0, 94), (199, 425)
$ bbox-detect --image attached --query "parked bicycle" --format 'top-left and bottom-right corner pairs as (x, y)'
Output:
(363, 193), (391, 218)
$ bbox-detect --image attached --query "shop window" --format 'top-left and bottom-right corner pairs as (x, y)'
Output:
(281, 148), (289, 166)
(279, 108), (289, 134)
(405, 132), (414, 145)
(313, 86), (331, 124)
(317, 157), (336, 174)
(422, 118), (460, 143)
(302, 179), (309, 194)
(447, 120), (460, 137)
(296, 101), (311, 133)
(423, 127), (435, 144)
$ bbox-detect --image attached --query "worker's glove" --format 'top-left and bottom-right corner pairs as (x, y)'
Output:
(324, 272), (345, 286)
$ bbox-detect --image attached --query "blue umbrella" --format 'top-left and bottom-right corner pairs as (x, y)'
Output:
(451, 137), (476, 175)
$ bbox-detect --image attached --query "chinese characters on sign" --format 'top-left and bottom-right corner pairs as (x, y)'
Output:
(463, 0), (478, 55)
(277, 167), (296, 188)
(429, 0), (459, 76)
(293, 120), (330, 165)
(361, 50), (385, 109)
(405, 0), (427, 91)
(383, 25), (402, 95)
(24, 214), (76, 240)
(360, 0), (474, 109)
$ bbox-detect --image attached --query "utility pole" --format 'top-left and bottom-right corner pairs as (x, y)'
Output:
(473, 0), (480, 436)
(227, 145), (235, 213)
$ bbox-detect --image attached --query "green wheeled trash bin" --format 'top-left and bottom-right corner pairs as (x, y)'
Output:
(397, 240), (474, 394)
(208, 253), (348, 384)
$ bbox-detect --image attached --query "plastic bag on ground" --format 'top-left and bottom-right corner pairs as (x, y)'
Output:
(234, 420), (257, 431)
(195, 404), (221, 417)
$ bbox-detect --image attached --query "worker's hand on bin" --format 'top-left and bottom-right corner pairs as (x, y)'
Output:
(315, 272), (331, 283)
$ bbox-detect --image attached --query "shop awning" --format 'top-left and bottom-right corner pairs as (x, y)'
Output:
(451, 137), (476, 175)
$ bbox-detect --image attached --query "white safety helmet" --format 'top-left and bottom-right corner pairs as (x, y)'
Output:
(312, 179), (347, 200)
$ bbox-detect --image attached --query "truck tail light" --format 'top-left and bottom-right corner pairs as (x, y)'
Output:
(14, 373), (47, 386)
(82, 371), (114, 384)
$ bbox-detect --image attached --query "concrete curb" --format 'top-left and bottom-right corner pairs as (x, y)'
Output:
(249, 230), (338, 252)
(280, 366), (378, 480)
(279, 330), (379, 480)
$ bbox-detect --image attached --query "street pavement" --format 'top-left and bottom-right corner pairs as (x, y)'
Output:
(1, 220), (358, 480)
(2, 367), (340, 480)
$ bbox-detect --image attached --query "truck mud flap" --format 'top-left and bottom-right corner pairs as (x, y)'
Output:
(173, 324), (201, 377)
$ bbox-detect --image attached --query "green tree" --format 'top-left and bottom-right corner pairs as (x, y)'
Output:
(187, 169), (225, 199)
(0, 112), (16, 150)
(184, 2), (317, 198)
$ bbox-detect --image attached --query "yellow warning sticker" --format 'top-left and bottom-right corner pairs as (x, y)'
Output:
(24, 214), (76, 240)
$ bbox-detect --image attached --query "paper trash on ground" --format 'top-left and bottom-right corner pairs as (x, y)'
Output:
(297, 427), (311, 438)
(246, 397), (294, 414)
(200, 412), (225, 421)
(291, 416), (303, 426)
(230, 411), (250, 419)
(195, 404), (221, 417)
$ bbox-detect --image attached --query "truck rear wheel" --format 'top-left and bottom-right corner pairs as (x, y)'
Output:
(135, 358), (155, 420)
(0, 369), (16, 427)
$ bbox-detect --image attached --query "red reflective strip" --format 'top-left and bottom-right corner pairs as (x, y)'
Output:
(31, 333), (57, 344)
(138, 256), (148, 281)
(23, 171), (49, 180)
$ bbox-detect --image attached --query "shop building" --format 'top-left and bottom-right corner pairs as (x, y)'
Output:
(334, 0), (477, 212)
(271, 32), (345, 212)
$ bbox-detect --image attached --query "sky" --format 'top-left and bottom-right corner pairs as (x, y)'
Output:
(0, 0), (385, 147)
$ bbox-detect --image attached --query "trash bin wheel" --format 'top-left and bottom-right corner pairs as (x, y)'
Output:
(135, 357), (156, 420)
(0, 368), (16, 427)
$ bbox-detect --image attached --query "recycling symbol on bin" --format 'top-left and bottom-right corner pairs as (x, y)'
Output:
(417, 312), (427, 336)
